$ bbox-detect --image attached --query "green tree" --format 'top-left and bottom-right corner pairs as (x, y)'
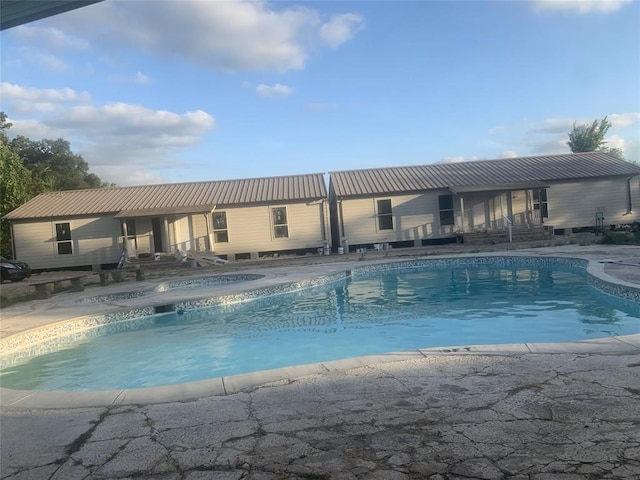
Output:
(9, 136), (103, 191)
(0, 112), (12, 145)
(0, 143), (32, 257)
(567, 116), (611, 153)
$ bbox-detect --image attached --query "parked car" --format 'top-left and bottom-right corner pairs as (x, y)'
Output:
(0, 256), (32, 283)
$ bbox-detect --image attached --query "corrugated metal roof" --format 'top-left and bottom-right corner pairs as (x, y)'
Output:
(330, 152), (640, 198)
(4, 173), (327, 220)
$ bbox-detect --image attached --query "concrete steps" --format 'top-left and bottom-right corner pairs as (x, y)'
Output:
(463, 227), (550, 246)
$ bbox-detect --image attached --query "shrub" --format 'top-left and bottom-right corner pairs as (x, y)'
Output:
(599, 232), (637, 245)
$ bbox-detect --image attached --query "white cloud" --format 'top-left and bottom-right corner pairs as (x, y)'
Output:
(319, 13), (365, 48)
(500, 151), (519, 158)
(106, 71), (154, 85)
(10, 25), (90, 50)
(526, 113), (640, 155)
(608, 112), (640, 128)
(46, 0), (365, 72)
(488, 126), (505, 135)
(439, 156), (480, 164)
(532, 0), (633, 14)
(3, 83), (216, 186)
(1, 82), (91, 104)
(256, 83), (294, 98)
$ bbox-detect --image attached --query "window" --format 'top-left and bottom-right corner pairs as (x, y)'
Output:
(212, 212), (229, 243)
(438, 195), (455, 226)
(272, 207), (289, 238)
(377, 199), (393, 230)
(533, 189), (548, 218)
(55, 222), (72, 255)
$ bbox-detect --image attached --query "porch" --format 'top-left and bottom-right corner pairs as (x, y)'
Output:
(449, 181), (550, 244)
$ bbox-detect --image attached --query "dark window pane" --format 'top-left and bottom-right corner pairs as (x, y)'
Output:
(541, 204), (549, 218)
(213, 212), (227, 229)
(57, 241), (72, 255)
(274, 225), (289, 238)
(378, 215), (393, 230)
(214, 231), (229, 243)
(56, 223), (71, 241)
(438, 195), (453, 210)
(539, 189), (547, 202)
(125, 219), (136, 236)
(273, 208), (287, 225)
(377, 199), (392, 215)
(439, 210), (454, 226)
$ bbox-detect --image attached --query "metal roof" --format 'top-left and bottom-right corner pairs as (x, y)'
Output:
(330, 152), (640, 198)
(4, 173), (327, 220)
(0, 1), (103, 30)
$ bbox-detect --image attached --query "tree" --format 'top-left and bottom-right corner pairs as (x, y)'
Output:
(567, 116), (611, 153)
(9, 136), (103, 191)
(0, 143), (32, 257)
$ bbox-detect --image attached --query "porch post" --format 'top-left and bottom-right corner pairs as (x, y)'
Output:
(163, 218), (171, 252)
(458, 195), (465, 233)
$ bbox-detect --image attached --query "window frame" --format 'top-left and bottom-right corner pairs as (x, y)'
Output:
(212, 211), (229, 243)
(533, 189), (549, 218)
(55, 222), (73, 255)
(438, 194), (455, 226)
(376, 199), (393, 231)
(271, 206), (289, 239)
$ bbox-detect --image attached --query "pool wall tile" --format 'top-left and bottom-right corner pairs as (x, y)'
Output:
(2, 255), (638, 369)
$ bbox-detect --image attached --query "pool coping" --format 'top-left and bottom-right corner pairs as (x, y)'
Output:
(2, 249), (640, 409)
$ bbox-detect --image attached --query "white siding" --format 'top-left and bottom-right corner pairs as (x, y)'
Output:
(12, 216), (121, 269)
(210, 202), (325, 256)
(340, 190), (458, 245)
(546, 177), (640, 230)
(192, 213), (210, 252)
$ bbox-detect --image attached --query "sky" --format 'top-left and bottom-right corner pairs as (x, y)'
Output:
(1, 0), (639, 187)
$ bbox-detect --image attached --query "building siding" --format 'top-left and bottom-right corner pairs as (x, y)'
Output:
(12, 216), (121, 269)
(210, 202), (326, 257)
(546, 177), (640, 230)
(340, 190), (458, 246)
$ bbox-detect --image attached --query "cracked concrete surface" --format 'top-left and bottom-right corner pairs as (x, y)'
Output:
(2, 353), (639, 479)
(2, 246), (640, 479)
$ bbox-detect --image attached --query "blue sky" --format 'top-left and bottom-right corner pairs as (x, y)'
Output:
(1, 0), (638, 186)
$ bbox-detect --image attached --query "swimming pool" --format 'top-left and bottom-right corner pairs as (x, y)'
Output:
(2, 256), (639, 392)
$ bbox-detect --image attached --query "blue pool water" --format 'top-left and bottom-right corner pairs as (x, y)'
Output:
(2, 265), (640, 391)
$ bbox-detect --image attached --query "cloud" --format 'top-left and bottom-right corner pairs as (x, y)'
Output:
(319, 13), (365, 48)
(10, 25), (90, 50)
(528, 117), (574, 134)
(256, 83), (294, 98)
(1, 82), (91, 104)
(3, 83), (216, 186)
(488, 126), (505, 135)
(609, 112), (640, 128)
(439, 156), (480, 164)
(106, 71), (154, 85)
(526, 113), (640, 155)
(532, 0), (633, 14)
(500, 151), (519, 158)
(45, 0), (365, 72)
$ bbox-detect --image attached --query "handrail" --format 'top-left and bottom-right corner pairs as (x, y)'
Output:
(503, 215), (513, 242)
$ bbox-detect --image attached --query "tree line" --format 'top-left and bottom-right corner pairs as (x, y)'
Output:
(1, 112), (112, 257)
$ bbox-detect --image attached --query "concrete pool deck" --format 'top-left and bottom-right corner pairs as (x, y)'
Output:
(1, 245), (640, 479)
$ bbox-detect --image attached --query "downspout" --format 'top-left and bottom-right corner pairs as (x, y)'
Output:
(625, 176), (634, 215)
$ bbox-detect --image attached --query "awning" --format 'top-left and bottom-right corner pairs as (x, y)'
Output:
(448, 181), (549, 194)
(114, 205), (216, 218)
